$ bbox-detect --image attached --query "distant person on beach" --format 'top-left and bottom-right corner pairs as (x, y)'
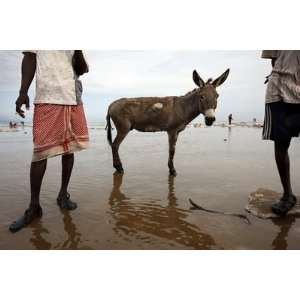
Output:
(262, 50), (300, 216)
(10, 51), (89, 232)
(228, 113), (233, 125)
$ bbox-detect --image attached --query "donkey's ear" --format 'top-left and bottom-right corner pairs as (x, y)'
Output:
(212, 68), (230, 87)
(193, 70), (205, 88)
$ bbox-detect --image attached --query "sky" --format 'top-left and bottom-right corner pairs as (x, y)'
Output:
(0, 50), (271, 123)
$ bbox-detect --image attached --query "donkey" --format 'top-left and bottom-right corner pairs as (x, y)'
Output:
(106, 69), (230, 176)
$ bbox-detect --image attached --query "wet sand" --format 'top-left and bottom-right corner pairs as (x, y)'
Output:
(1, 126), (300, 249)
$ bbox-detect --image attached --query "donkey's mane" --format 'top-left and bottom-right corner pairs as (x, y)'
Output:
(182, 78), (213, 97)
(183, 88), (198, 97)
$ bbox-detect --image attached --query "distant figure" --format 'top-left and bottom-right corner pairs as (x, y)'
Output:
(9, 121), (13, 129)
(20, 121), (25, 129)
(10, 50), (89, 233)
(262, 50), (300, 216)
(253, 118), (257, 124)
(228, 114), (233, 125)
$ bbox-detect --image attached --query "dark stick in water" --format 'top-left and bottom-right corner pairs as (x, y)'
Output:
(189, 198), (251, 225)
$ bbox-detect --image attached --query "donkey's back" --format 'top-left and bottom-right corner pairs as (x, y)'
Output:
(108, 96), (177, 132)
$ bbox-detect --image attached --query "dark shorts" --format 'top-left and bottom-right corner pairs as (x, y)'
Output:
(263, 101), (300, 142)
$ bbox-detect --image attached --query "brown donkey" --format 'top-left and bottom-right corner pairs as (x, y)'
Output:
(106, 69), (230, 176)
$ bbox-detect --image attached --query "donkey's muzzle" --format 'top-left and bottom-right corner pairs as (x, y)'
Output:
(205, 117), (215, 126)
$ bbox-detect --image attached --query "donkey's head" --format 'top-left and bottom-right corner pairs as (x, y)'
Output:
(192, 69), (230, 126)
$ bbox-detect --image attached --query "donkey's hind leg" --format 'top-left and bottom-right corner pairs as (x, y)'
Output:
(112, 129), (129, 174)
(167, 130), (179, 176)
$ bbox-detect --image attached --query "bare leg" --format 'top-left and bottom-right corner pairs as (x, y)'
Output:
(112, 130), (129, 173)
(57, 153), (77, 210)
(30, 159), (47, 208)
(168, 131), (178, 176)
(9, 159), (47, 232)
(274, 140), (293, 198)
(58, 153), (74, 198)
(271, 139), (297, 216)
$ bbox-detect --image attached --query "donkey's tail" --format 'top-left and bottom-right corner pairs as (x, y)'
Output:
(106, 113), (113, 147)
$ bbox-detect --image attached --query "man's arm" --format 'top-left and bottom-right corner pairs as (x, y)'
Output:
(72, 50), (89, 76)
(262, 50), (278, 83)
(261, 50), (278, 66)
(15, 52), (36, 118)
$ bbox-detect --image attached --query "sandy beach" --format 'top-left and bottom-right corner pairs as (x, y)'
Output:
(1, 125), (300, 249)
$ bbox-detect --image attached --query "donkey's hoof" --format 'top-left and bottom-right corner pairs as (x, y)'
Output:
(169, 169), (177, 176)
(114, 165), (124, 174)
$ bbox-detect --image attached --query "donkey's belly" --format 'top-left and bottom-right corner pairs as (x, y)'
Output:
(134, 125), (164, 132)
(131, 115), (169, 132)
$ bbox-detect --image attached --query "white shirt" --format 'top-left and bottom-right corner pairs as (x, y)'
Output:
(262, 50), (300, 104)
(26, 50), (83, 105)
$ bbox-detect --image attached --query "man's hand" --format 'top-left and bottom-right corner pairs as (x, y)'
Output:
(15, 93), (30, 118)
(264, 75), (270, 84)
(15, 52), (36, 118)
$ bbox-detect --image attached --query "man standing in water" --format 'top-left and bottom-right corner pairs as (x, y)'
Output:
(262, 50), (300, 215)
(10, 51), (89, 232)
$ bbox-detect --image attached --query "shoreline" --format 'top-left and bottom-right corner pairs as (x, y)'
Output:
(0, 122), (264, 133)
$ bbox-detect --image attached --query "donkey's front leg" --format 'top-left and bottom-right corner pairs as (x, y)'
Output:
(167, 130), (178, 176)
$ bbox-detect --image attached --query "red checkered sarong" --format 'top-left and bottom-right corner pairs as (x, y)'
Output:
(32, 104), (89, 161)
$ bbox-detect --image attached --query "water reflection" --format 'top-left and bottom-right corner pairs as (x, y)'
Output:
(29, 210), (84, 250)
(108, 174), (217, 249)
(30, 221), (52, 250)
(59, 211), (82, 249)
(227, 126), (232, 140)
(272, 216), (297, 250)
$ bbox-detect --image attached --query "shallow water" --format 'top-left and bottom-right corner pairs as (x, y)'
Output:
(1, 126), (300, 249)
